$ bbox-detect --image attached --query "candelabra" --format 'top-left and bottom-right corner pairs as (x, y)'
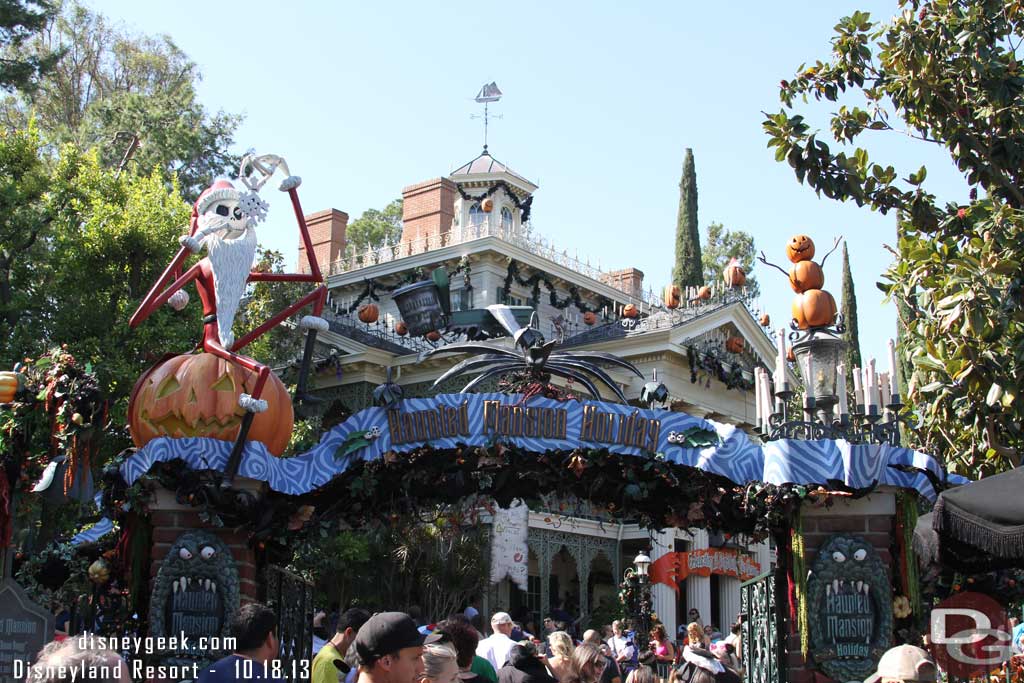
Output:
(758, 320), (905, 446)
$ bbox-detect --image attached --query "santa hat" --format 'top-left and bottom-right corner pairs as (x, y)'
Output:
(193, 179), (241, 216)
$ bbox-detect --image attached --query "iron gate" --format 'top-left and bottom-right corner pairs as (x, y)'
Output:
(741, 571), (785, 683)
(263, 564), (314, 683)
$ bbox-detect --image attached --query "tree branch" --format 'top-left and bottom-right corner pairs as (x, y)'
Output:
(757, 251), (790, 278)
(819, 236), (843, 268)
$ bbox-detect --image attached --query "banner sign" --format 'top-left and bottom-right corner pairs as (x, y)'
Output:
(649, 549), (761, 592)
(490, 501), (529, 591)
(119, 393), (966, 501)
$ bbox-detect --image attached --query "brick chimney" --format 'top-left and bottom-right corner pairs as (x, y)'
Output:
(400, 178), (456, 245)
(602, 267), (645, 298)
(300, 208), (348, 275)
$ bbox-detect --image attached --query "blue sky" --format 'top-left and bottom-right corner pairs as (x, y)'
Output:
(92, 0), (969, 370)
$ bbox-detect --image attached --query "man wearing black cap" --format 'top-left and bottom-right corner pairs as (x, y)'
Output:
(355, 612), (426, 683)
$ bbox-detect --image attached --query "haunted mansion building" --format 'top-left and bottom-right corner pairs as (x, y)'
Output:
(294, 148), (777, 636)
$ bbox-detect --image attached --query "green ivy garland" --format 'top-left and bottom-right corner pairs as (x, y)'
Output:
(499, 259), (613, 314)
(456, 181), (534, 223)
(328, 258), (473, 315)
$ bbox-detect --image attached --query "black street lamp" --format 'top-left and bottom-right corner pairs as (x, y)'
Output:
(624, 551), (652, 652)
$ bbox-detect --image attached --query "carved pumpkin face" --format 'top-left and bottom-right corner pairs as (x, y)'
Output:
(128, 353), (293, 455)
(583, 311), (597, 325)
(760, 314), (771, 327)
(788, 260), (825, 293)
(394, 321), (408, 336)
(697, 286), (712, 300)
(664, 284), (681, 309)
(725, 337), (744, 353)
(787, 235), (816, 263)
(791, 289), (837, 329)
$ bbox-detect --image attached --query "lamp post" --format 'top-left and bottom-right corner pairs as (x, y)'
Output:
(624, 551), (652, 652)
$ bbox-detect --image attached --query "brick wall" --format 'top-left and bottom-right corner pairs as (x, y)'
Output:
(148, 509), (260, 604)
(299, 208), (348, 275)
(601, 267), (645, 298)
(784, 495), (895, 683)
(400, 178), (456, 244)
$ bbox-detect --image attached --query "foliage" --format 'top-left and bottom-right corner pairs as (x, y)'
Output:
(0, 0), (59, 93)
(839, 242), (862, 387)
(672, 148), (703, 287)
(701, 222), (759, 297)
(1, 1), (240, 195)
(345, 199), (403, 258)
(235, 248), (307, 371)
(762, 1), (1024, 475)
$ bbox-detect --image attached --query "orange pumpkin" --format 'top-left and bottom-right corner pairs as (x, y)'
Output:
(358, 303), (379, 324)
(425, 330), (442, 342)
(725, 337), (744, 354)
(663, 284), (681, 309)
(482, 198), (494, 213)
(788, 260), (824, 293)
(786, 234), (816, 263)
(128, 353), (293, 456)
(697, 286), (712, 300)
(791, 289), (837, 329)
(723, 260), (746, 288)
(583, 311), (597, 325)
(787, 347), (795, 362)
(759, 314), (771, 327)
(394, 321), (408, 336)
(622, 304), (639, 319)
(0, 371), (22, 403)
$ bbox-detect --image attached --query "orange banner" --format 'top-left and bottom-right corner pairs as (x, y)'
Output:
(648, 549), (761, 594)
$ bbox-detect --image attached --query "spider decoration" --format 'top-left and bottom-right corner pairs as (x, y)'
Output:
(423, 305), (642, 403)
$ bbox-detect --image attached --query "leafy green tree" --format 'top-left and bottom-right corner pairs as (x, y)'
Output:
(2, 1), (240, 195)
(839, 242), (862, 387)
(345, 198), (403, 258)
(235, 248), (307, 371)
(763, 2), (1024, 475)
(672, 148), (703, 287)
(701, 222), (759, 297)
(0, 0), (59, 92)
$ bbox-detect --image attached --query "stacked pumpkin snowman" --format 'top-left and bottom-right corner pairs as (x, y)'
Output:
(784, 234), (838, 329)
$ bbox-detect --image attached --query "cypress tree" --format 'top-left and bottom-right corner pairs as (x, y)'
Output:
(672, 148), (703, 287)
(840, 242), (862, 384)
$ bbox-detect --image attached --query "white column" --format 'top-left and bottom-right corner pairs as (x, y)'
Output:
(650, 528), (677, 639)
(719, 576), (742, 630)
(686, 530), (712, 628)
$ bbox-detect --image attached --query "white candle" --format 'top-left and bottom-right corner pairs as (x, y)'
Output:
(765, 369), (775, 415)
(837, 361), (848, 416)
(867, 359), (877, 410)
(852, 366), (863, 407)
(887, 339), (899, 399)
(880, 372), (891, 408)
(775, 328), (787, 387)
(755, 369), (764, 427)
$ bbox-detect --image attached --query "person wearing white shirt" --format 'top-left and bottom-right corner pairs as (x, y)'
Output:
(476, 612), (516, 670)
(606, 620), (635, 673)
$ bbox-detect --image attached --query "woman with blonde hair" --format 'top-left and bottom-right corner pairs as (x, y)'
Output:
(681, 622), (722, 676)
(421, 638), (460, 683)
(547, 631), (575, 682)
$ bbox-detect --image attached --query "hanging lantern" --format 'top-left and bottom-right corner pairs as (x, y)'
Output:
(357, 303), (379, 324)
(482, 198), (494, 213)
(583, 311), (597, 325)
(663, 284), (681, 309)
(622, 304), (639, 319)
(723, 258), (746, 288)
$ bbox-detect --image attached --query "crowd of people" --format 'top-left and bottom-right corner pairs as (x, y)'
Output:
(17, 601), (940, 683)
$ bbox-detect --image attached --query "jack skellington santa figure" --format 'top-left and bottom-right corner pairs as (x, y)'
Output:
(130, 153), (327, 478)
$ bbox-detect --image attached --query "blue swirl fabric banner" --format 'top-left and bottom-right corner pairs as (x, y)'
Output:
(120, 393), (966, 501)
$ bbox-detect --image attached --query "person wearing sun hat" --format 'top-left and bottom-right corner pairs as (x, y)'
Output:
(864, 645), (938, 683)
(356, 612), (427, 683)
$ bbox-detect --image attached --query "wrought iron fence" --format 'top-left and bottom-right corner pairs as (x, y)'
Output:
(263, 564), (314, 683)
(741, 571), (785, 683)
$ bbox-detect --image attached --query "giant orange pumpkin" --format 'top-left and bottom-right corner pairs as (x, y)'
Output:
(128, 353), (294, 456)
(723, 260), (746, 288)
(583, 311), (597, 325)
(697, 286), (712, 300)
(663, 284), (681, 309)
(482, 198), (494, 213)
(788, 260), (824, 293)
(358, 303), (379, 324)
(786, 235), (816, 263)
(791, 289), (837, 329)
(0, 371), (22, 403)
(394, 321), (408, 336)
(622, 304), (639, 319)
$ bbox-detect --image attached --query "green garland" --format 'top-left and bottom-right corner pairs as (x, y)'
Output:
(328, 258), (472, 315)
(792, 510), (809, 659)
(456, 181), (534, 223)
(500, 259), (613, 314)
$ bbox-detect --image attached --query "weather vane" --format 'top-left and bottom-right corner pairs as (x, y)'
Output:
(471, 81), (502, 152)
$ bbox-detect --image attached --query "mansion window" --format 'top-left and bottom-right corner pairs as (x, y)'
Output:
(457, 287), (474, 311)
(501, 206), (513, 231)
(469, 201), (486, 227)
